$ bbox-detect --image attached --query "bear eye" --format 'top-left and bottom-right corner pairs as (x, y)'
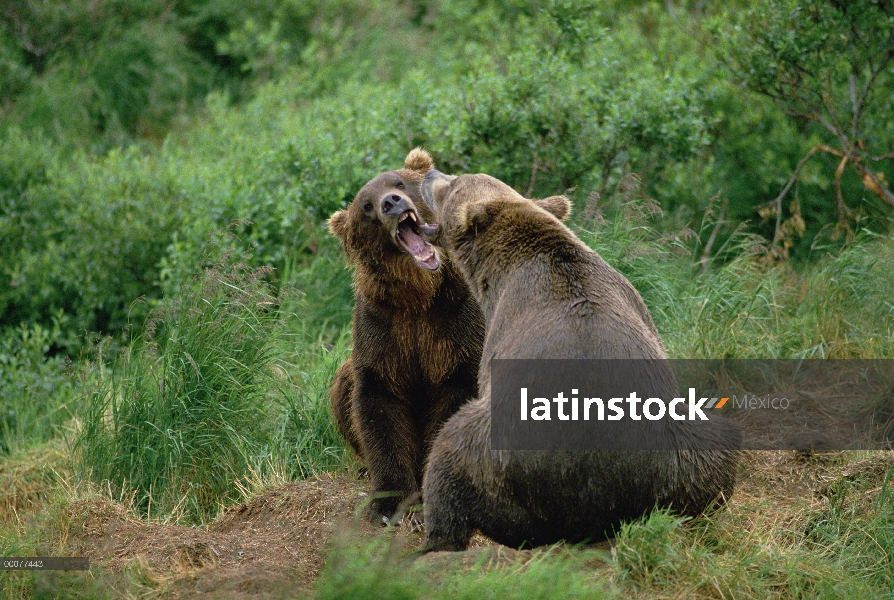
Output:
(394, 181), (405, 190)
(363, 202), (373, 212)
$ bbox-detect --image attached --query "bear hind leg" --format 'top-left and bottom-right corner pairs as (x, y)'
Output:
(422, 464), (477, 552)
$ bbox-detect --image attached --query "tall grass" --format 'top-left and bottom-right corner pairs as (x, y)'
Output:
(276, 330), (351, 481)
(577, 187), (894, 360)
(803, 462), (894, 593)
(75, 249), (297, 522)
(610, 458), (894, 598)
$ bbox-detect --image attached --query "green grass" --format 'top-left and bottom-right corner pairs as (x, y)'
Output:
(309, 455), (894, 600)
(616, 459), (894, 598)
(73, 245), (348, 524)
(577, 193), (894, 360)
(1, 225), (893, 598)
(803, 463), (894, 593)
(316, 534), (613, 600)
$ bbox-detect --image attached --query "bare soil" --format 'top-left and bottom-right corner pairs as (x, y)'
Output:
(67, 474), (377, 598)
(65, 451), (894, 599)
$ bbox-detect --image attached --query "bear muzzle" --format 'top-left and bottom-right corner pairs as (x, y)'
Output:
(383, 194), (441, 271)
(421, 169), (457, 215)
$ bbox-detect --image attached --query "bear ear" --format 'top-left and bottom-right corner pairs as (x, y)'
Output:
(404, 147), (434, 174)
(459, 201), (498, 233)
(328, 210), (349, 242)
(534, 195), (572, 221)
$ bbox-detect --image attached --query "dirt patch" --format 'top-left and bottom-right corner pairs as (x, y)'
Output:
(67, 474), (399, 598)
(65, 452), (894, 598)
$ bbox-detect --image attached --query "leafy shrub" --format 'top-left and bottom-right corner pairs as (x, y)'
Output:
(16, 0), (884, 355)
(0, 320), (78, 454)
(709, 0), (894, 249)
(1, 0), (212, 145)
(0, 0), (429, 147)
(0, 140), (188, 340)
(389, 5), (711, 202)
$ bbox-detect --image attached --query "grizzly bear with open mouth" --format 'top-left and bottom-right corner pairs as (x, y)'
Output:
(327, 150), (485, 525)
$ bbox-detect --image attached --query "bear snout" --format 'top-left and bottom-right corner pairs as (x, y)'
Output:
(381, 193), (409, 216)
(421, 169), (452, 212)
(423, 169), (444, 182)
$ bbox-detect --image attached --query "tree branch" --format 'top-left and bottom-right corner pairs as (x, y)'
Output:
(700, 199), (726, 270)
(770, 145), (821, 244)
(833, 154), (850, 225)
(855, 37), (894, 118)
(853, 161), (894, 208)
(769, 144), (851, 244)
(849, 69), (859, 143)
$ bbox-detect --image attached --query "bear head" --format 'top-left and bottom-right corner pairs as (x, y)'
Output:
(420, 170), (571, 246)
(328, 148), (442, 270)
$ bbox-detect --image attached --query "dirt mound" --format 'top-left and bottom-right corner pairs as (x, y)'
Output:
(67, 474), (395, 598)
(65, 452), (894, 598)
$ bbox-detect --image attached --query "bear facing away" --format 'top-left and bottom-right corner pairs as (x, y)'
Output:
(327, 149), (485, 524)
(418, 170), (741, 551)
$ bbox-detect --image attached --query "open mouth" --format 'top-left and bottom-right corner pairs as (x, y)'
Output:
(396, 210), (441, 270)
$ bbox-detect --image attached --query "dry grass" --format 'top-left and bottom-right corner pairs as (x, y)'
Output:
(2, 448), (889, 599)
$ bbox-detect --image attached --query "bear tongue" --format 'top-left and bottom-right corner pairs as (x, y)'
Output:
(398, 222), (440, 270)
(399, 226), (428, 255)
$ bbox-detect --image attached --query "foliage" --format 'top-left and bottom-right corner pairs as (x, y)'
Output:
(609, 500), (884, 598)
(1, 3), (893, 596)
(398, 2), (711, 201)
(713, 0), (894, 253)
(574, 184), (894, 360)
(804, 463), (894, 592)
(2, 0), (892, 357)
(0, 0), (427, 147)
(0, 0), (213, 145)
(0, 321), (78, 454)
(0, 135), (188, 340)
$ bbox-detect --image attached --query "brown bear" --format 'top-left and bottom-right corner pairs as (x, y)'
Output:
(418, 170), (741, 551)
(327, 149), (485, 525)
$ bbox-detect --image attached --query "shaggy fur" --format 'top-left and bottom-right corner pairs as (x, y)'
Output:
(419, 171), (741, 551)
(328, 150), (485, 524)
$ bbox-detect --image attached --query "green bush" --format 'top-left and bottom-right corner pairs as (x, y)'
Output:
(0, 140), (187, 340)
(709, 0), (894, 250)
(0, 320), (78, 454)
(8, 0), (890, 355)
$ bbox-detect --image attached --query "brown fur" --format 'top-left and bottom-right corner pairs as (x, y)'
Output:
(419, 171), (741, 551)
(328, 150), (485, 524)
